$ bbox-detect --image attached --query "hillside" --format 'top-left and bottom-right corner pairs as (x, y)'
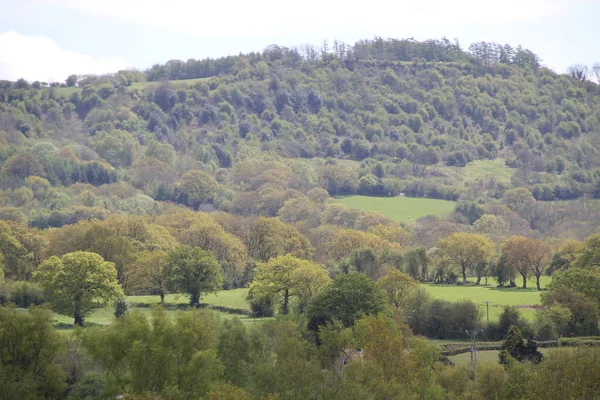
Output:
(1, 37), (600, 237)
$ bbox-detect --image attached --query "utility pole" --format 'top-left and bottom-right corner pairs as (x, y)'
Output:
(466, 329), (481, 379)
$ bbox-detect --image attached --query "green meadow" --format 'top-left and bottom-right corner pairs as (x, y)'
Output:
(334, 195), (456, 222)
(422, 277), (550, 322)
(29, 278), (547, 329)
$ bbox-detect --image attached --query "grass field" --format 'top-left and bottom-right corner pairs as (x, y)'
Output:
(334, 195), (456, 222)
(448, 346), (568, 367)
(442, 159), (517, 184)
(25, 277), (547, 329)
(50, 77), (210, 97)
(422, 277), (550, 322)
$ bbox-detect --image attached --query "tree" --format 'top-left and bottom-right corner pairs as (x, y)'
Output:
(308, 273), (387, 330)
(592, 62), (600, 82)
(548, 239), (581, 273)
(437, 233), (494, 283)
(0, 306), (67, 399)
(164, 246), (222, 307)
(80, 307), (222, 397)
(34, 251), (123, 326)
(175, 170), (219, 208)
(574, 233), (600, 269)
(500, 236), (551, 290)
(246, 217), (314, 262)
(568, 64), (588, 81)
(377, 270), (418, 309)
(501, 187), (535, 211)
(125, 250), (168, 302)
(548, 268), (600, 304)
(499, 325), (542, 365)
(180, 218), (247, 288)
(248, 255), (329, 314)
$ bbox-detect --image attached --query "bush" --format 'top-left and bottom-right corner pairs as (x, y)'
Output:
(249, 295), (274, 318)
(6, 281), (46, 307)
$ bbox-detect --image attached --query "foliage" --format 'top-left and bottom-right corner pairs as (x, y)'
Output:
(437, 233), (494, 283)
(307, 273), (387, 331)
(376, 269), (418, 309)
(247, 255), (330, 315)
(499, 325), (543, 364)
(164, 245), (223, 307)
(0, 306), (66, 399)
(34, 251), (123, 325)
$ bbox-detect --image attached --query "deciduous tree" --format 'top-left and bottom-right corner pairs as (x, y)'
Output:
(164, 246), (222, 307)
(34, 251), (123, 325)
(437, 233), (494, 283)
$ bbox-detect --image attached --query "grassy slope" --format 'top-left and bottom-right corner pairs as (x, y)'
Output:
(441, 159), (517, 184)
(52, 77), (210, 97)
(334, 195), (456, 222)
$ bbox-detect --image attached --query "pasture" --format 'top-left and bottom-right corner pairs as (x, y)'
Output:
(33, 278), (548, 329)
(448, 346), (568, 367)
(421, 277), (551, 322)
(441, 159), (517, 185)
(334, 195), (456, 222)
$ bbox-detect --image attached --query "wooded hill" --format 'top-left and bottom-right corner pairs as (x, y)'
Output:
(0, 37), (599, 234)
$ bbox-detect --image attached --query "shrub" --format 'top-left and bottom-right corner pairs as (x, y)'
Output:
(7, 281), (46, 307)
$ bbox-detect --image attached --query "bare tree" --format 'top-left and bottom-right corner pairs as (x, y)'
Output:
(568, 64), (589, 81)
(592, 63), (600, 83)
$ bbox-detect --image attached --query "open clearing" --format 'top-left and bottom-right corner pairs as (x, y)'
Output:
(449, 346), (568, 367)
(422, 277), (550, 322)
(441, 159), (517, 184)
(334, 195), (456, 222)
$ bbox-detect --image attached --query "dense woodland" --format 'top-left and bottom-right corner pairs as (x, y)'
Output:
(2, 37), (600, 399)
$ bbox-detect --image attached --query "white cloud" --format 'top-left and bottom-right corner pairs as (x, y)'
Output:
(0, 30), (129, 82)
(44, 0), (586, 37)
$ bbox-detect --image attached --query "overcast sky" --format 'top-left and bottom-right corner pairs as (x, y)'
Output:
(0, 0), (598, 82)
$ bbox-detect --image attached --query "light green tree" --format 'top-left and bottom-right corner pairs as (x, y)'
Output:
(34, 251), (123, 326)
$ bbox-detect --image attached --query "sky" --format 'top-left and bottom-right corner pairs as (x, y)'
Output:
(0, 0), (598, 82)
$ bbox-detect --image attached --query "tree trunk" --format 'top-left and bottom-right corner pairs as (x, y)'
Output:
(282, 289), (289, 315)
(74, 312), (84, 327)
(462, 267), (467, 283)
(160, 292), (165, 304)
(190, 291), (200, 307)
(521, 274), (527, 289)
(74, 298), (84, 326)
(535, 275), (541, 291)
(476, 275), (481, 285)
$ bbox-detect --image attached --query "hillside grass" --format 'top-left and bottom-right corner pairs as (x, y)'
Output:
(50, 77), (210, 98)
(441, 159), (517, 184)
(334, 195), (456, 222)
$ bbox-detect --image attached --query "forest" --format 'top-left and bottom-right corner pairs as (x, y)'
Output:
(1, 37), (600, 399)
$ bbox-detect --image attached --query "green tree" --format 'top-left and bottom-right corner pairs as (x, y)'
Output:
(175, 170), (219, 209)
(499, 325), (542, 364)
(80, 306), (222, 397)
(125, 250), (168, 302)
(34, 251), (123, 326)
(548, 268), (600, 304)
(164, 246), (222, 307)
(377, 270), (418, 309)
(0, 306), (67, 399)
(574, 233), (600, 269)
(248, 255), (329, 315)
(308, 273), (387, 330)
(437, 233), (494, 283)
